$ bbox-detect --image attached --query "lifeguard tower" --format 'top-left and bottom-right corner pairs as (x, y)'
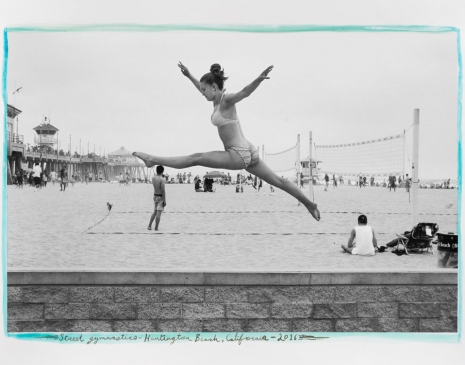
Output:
(33, 117), (59, 155)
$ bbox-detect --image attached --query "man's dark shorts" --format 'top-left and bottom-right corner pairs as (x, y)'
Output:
(33, 177), (41, 185)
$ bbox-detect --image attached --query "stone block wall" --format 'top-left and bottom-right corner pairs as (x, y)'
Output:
(7, 271), (458, 333)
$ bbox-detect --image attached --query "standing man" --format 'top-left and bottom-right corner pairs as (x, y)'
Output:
(16, 169), (24, 189)
(148, 165), (166, 231)
(405, 174), (411, 193)
(84, 169), (89, 184)
(32, 162), (42, 189)
(60, 164), (68, 191)
(332, 174), (338, 188)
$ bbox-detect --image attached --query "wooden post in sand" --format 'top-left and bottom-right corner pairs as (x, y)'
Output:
(412, 109), (420, 226)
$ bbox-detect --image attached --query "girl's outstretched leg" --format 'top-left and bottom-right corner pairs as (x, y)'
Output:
(246, 159), (320, 221)
(133, 150), (245, 170)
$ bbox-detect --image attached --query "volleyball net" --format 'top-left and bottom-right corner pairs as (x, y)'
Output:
(315, 133), (405, 177)
(263, 143), (299, 174)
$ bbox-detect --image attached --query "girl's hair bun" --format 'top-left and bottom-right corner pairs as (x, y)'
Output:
(200, 63), (228, 89)
(210, 63), (222, 74)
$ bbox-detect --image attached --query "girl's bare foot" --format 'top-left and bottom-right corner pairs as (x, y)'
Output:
(307, 205), (320, 221)
(133, 152), (156, 168)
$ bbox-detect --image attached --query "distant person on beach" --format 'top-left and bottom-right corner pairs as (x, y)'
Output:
(195, 178), (203, 192)
(32, 163), (42, 189)
(332, 174), (337, 188)
(50, 169), (57, 186)
(252, 175), (258, 190)
(324, 174), (330, 188)
(148, 165), (166, 231)
(132, 62), (320, 221)
(341, 214), (378, 256)
(16, 169), (24, 189)
(42, 170), (48, 187)
(405, 174), (411, 193)
(60, 164), (68, 191)
(388, 175), (396, 192)
(300, 172), (304, 188)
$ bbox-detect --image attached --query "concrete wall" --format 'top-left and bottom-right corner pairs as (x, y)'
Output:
(7, 270), (457, 333)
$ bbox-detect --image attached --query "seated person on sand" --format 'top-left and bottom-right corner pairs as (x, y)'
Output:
(195, 178), (203, 192)
(341, 214), (378, 256)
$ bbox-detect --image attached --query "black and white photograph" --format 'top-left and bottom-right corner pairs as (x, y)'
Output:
(1, 1), (464, 364)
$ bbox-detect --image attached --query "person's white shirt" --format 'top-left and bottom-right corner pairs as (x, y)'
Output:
(352, 225), (375, 256)
(32, 164), (42, 177)
(50, 171), (57, 180)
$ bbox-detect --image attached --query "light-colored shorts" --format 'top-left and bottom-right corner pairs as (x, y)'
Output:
(228, 143), (259, 169)
(153, 195), (164, 211)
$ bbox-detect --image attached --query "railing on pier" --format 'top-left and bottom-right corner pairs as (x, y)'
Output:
(21, 151), (143, 166)
(7, 132), (24, 144)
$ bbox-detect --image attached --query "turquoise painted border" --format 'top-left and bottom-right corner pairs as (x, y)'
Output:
(2, 24), (462, 344)
(2, 28), (8, 339)
(456, 28), (463, 341)
(4, 332), (461, 344)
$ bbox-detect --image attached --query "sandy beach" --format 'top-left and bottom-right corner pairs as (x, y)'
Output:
(7, 181), (458, 271)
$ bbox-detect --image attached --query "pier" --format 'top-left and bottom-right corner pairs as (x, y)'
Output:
(6, 104), (148, 184)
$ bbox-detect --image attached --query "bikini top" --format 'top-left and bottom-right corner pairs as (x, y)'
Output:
(211, 93), (239, 127)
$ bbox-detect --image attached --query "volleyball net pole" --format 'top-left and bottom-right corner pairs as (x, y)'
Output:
(412, 109), (420, 226)
(309, 131), (314, 202)
(296, 134), (301, 205)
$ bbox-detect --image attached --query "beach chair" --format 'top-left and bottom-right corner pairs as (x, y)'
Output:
(395, 223), (438, 255)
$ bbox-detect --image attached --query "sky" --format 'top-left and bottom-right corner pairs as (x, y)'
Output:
(2, 1), (465, 364)
(4, 25), (460, 180)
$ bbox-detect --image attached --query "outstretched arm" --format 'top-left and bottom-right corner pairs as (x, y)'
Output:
(224, 66), (273, 106)
(178, 62), (201, 93)
(161, 179), (167, 206)
(372, 229), (378, 248)
(347, 229), (356, 248)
